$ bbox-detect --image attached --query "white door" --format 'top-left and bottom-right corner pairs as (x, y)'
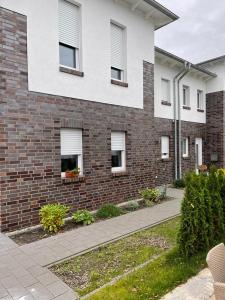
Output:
(195, 138), (203, 171)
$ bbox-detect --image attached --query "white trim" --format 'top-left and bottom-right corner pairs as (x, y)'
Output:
(111, 131), (126, 173)
(161, 136), (169, 159)
(181, 137), (189, 158)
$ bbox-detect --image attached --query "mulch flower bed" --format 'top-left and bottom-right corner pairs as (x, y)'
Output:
(10, 197), (173, 246)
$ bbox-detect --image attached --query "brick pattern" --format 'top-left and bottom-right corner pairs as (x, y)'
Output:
(154, 119), (206, 185)
(0, 8), (157, 231)
(206, 91), (225, 168)
(0, 7), (209, 231)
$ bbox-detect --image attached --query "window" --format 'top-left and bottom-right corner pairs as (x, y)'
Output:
(111, 132), (126, 172)
(111, 22), (126, 82)
(181, 137), (189, 157)
(161, 78), (170, 102)
(60, 129), (83, 177)
(161, 136), (169, 159)
(197, 90), (204, 110)
(183, 85), (190, 107)
(58, 0), (80, 69)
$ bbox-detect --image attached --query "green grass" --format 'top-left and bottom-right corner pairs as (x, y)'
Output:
(50, 218), (180, 296)
(87, 248), (206, 300)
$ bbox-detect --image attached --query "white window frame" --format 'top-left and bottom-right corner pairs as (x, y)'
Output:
(183, 85), (190, 107)
(161, 78), (171, 103)
(197, 90), (204, 110)
(111, 131), (126, 173)
(58, 0), (82, 71)
(110, 21), (127, 82)
(181, 137), (189, 158)
(161, 136), (169, 159)
(60, 128), (83, 178)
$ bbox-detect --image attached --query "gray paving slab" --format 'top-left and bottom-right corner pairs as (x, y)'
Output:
(0, 188), (183, 300)
(20, 188), (183, 267)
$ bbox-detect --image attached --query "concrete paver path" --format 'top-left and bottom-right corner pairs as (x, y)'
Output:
(20, 188), (183, 267)
(0, 188), (183, 299)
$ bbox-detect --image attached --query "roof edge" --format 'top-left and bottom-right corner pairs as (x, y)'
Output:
(144, 0), (179, 21)
(197, 55), (225, 66)
(155, 47), (217, 78)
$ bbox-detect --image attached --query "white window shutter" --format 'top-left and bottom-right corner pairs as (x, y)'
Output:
(61, 129), (82, 155)
(59, 0), (80, 48)
(111, 23), (124, 70)
(161, 79), (170, 102)
(161, 136), (169, 158)
(111, 132), (125, 151)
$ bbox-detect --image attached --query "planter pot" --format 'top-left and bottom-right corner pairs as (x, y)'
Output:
(65, 172), (79, 178)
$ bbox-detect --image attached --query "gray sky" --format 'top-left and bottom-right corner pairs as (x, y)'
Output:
(155, 0), (225, 63)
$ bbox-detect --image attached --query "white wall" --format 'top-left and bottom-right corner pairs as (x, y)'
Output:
(0, 0), (155, 109)
(154, 62), (207, 123)
(202, 62), (225, 94)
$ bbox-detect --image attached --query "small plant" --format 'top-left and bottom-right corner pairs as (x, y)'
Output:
(126, 200), (139, 211)
(72, 210), (94, 225)
(65, 168), (80, 178)
(39, 204), (69, 233)
(96, 203), (123, 219)
(173, 178), (185, 188)
(139, 188), (160, 207)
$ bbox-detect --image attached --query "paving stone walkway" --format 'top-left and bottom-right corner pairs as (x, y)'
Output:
(162, 269), (214, 300)
(20, 188), (183, 267)
(0, 188), (183, 300)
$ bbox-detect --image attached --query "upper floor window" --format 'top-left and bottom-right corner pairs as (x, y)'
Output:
(60, 128), (83, 178)
(111, 131), (126, 172)
(197, 90), (204, 110)
(161, 136), (169, 159)
(111, 22), (126, 82)
(183, 85), (190, 107)
(161, 78), (170, 103)
(59, 0), (81, 70)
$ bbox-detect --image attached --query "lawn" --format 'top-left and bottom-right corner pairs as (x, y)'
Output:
(50, 218), (181, 297)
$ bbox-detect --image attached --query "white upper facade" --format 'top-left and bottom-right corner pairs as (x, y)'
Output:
(0, 0), (177, 109)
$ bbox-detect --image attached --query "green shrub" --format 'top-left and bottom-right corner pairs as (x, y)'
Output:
(96, 204), (123, 219)
(208, 167), (224, 242)
(72, 210), (95, 225)
(126, 200), (139, 211)
(39, 204), (69, 233)
(139, 188), (160, 207)
(173, 178), (185, 188)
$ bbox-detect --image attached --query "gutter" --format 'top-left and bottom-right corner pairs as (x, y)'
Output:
(177, 63), (191, 179)
(173, 62), (191, 180)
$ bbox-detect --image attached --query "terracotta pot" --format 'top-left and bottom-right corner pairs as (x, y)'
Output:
(65, 171), (79, 178)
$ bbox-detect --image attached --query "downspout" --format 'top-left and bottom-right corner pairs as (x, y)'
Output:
(173, 69), (187, 180)
(177, 62), (191, 179)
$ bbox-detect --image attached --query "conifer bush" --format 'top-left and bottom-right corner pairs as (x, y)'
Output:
(178, 167), (225, 257)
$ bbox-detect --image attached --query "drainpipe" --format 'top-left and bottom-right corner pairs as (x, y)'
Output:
(173, 69), (187, 180)
(177, 62), (191, 179)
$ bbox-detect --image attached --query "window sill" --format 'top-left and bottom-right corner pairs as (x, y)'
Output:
(183, 106), (191, 110)
(60, 66), (84, 77)
(197, 109), (205, 113)
(182, 156), (189, 160)
(161, 100), (171, 106)
(62, 175), (85, 184)
(161, 158), (171, 162)
(111, 79), (128, 88)
(112, 171), (128, 177)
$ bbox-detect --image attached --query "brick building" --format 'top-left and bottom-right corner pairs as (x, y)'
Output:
(0, 0), (224, 231)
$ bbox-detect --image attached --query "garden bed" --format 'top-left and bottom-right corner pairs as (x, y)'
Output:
(10, 196), (173, 246)
(50, 218), (180, 297)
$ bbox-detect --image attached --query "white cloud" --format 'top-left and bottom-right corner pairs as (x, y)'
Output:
(155, 0), (225, 62)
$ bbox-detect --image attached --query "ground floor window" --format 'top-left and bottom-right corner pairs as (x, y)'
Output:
(111, 131), (126, 173)
(60, 128), (83, 177)
(181, 137), (189, 157)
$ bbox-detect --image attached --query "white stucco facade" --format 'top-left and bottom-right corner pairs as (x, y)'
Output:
(200, 62), (225, 94)
(154, 62), (208, 123)
(0, 0), (155, 109)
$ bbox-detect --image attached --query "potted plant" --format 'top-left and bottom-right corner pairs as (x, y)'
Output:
(65, 168), (80, 178)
